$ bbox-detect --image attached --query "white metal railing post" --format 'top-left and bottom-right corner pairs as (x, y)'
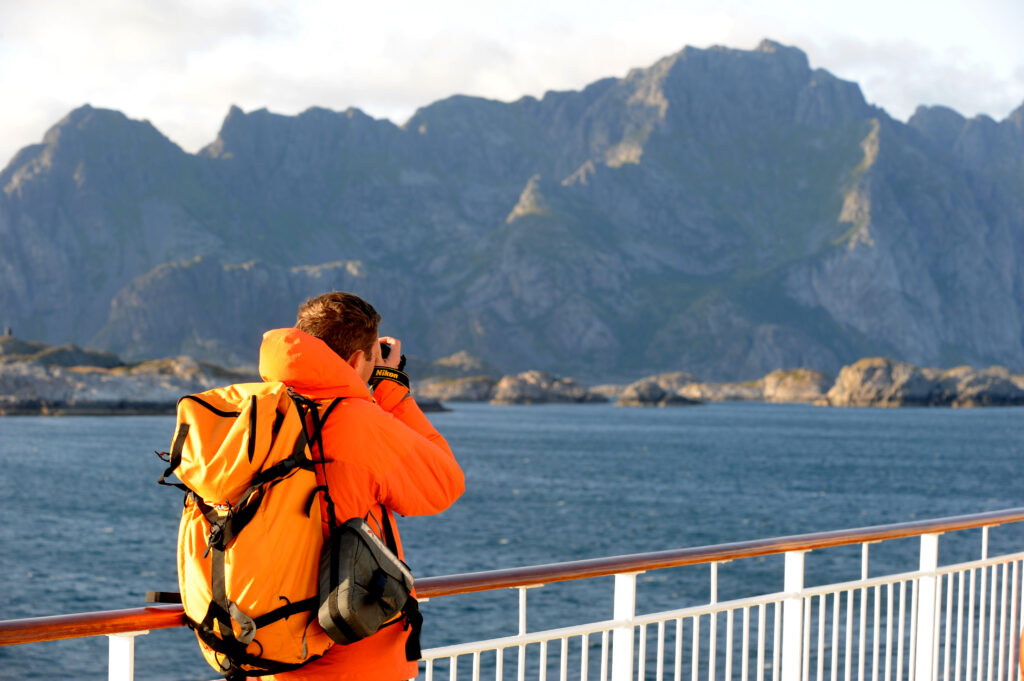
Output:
(107, 631), (147, 681)
(519, 586), (528, 681)
(517, 585), (543, 681)
(782, 551), (807, 681)
(612, 572), (640, 681)
(711, 562), (719, 681)
(915, 534), (941, 681)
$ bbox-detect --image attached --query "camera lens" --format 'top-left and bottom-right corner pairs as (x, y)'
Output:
(380, 342), (391, 359)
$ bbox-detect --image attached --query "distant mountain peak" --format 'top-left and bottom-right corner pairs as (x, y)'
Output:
(1008, 100), (1024, 129)
(45, 104), (132, 143)
(755, 38), (798, 54)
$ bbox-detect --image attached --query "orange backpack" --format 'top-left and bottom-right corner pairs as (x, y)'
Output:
(157, 382), (341, 679)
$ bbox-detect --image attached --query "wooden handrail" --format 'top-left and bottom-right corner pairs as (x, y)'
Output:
(3, 507), (1023, 647)
(0, 605), (185, 646)
(416, 506), (1024, 597)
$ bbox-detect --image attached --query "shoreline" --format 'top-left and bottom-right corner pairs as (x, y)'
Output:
(4, 337), (1024, 412)
(0, 398), (448, 416)
(0, 399), (177, 416)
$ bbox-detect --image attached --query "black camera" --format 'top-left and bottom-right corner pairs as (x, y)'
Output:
(380, 342), (406, 371)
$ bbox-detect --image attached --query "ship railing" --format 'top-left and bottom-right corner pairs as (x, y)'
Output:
(2, 508), (1023, 681)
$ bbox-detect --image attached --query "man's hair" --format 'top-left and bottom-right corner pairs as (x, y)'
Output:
(296, 292), (381, 362)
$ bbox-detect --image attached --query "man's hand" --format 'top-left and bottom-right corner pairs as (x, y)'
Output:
(378, 336), (403, 369)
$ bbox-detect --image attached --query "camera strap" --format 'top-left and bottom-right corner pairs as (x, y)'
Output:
(370, 367), (410, 390)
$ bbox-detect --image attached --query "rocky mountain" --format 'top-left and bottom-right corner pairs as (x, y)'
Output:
(3, 39), (1023, 381)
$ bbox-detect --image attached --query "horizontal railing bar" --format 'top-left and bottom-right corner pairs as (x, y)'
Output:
(0, 605), (184, 646)
(932, 552), (1024, 575)
(798, 552), (1024, 599)
(417, 507), (1024, 597)
(423, 618), (626, 659)
(3, 507), (1022, 646)
(632, 593), (788, 626)
(425, 587), (793, 659)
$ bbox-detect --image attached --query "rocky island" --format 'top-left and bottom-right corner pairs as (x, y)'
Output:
(414, 353), (1024, 408)
(822, 358), (1024, 407)
(0, 337), (447, 415)
(0, 336), (258, 415)
(615, 380), (700, 407)
(5, 337), (1024, 413)
(490, 371), (607, 405)
(605, 362), (1024, 408)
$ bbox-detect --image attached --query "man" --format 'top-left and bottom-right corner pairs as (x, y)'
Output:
(259, 291), (465, 681)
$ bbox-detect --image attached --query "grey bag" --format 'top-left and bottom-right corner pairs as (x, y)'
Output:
(317, 516), (416, 645)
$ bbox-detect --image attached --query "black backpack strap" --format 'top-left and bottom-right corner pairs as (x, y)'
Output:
(376, 503), (421, 659)
(402, 597), (423, 661)
(380, 504), (399, 555)
(156, 422), (192, 492)
(201, 399), (336, 556)
(252, 596), (318, 629)
(201, 456), (316, 556)
(290, 391), (343, 532)
(189, 544), (326, 680)
(188, 612), (321, 680)
(156, 392), (240, 493)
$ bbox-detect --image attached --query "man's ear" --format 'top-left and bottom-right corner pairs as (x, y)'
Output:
(346, 348), (365, 371)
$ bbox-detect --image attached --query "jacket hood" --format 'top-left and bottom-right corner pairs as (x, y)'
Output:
(259, 328), (372, 400)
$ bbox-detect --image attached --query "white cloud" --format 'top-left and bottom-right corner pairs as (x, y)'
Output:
(1, 0), (1023, 166)
(796, 35), (1024, 122)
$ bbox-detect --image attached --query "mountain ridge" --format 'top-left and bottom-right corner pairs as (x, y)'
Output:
(3, 39), (1023, 381)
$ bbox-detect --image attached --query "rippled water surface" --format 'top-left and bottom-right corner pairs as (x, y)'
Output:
(1, 403), (1022, 680)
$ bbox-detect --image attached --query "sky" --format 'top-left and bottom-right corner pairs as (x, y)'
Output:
(2, 0), (1023, 167)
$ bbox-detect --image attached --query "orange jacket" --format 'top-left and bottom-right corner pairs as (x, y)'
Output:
(258, 328), (465, 681)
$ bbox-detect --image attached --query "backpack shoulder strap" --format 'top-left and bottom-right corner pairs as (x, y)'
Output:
(289, 390), (343, 531)
(379, 504), (399, 555)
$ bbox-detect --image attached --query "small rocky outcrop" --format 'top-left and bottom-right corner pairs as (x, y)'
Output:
(604, 369), (828, 405)
(673, 369), (830, 404)
(405, 350), (498, 380)
(825, 358), (934, 406)
(490, 371), (607, 405)
(678, 381), (764, 402)
(0, 353), (257, 415)
(411, 397), (447, 413)
(761, 368), (832, 403)
(408, 350), (502, 404)
(648, 371), (699, 392)
(0, 336), (450, 415)
(0, 337), (49, 357)
(590, 383), (627, 400)
(940, 366), (1024, 407)
(416, 376), (498, 402)
(0, 337), (123, 368)
(616, 379), (701, 407)
(823, 358), (1024, 407)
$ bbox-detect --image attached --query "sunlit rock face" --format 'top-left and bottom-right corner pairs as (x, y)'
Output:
(490, 371), (607, 405)
(824, 358), (1024, 407)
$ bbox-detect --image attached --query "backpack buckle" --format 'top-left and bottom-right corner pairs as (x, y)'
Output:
(204, 523), (226, 557)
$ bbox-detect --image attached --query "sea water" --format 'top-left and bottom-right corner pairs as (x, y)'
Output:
(1, 402), (1022, 680)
